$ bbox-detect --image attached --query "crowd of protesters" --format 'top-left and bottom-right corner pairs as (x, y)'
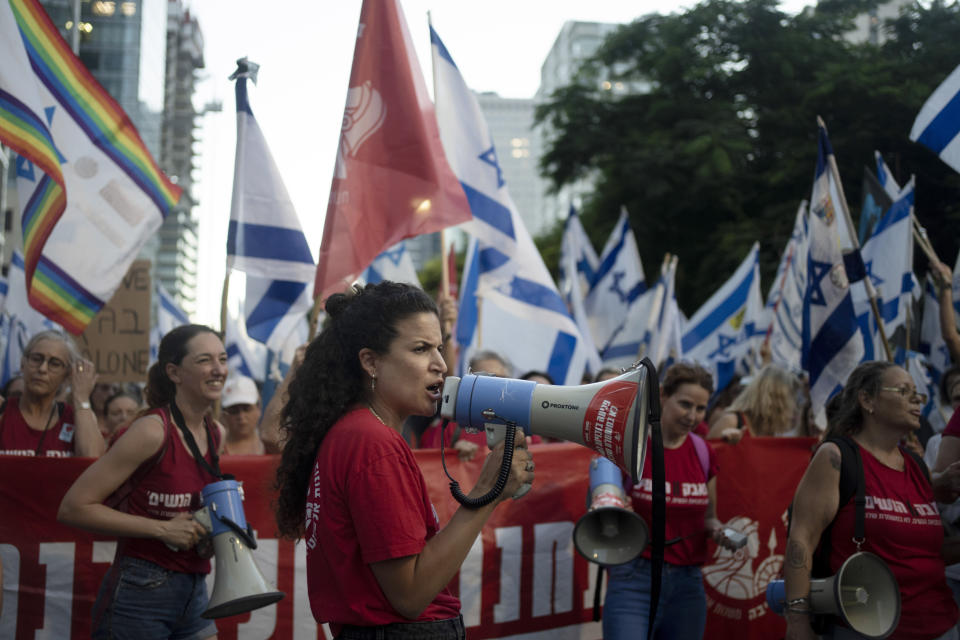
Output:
(1, 257), (960, 639)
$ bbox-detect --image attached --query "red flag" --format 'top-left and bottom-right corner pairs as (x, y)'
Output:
(315, 0), (472, 301)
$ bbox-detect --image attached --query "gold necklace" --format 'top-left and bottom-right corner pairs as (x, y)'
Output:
(368, 405), (387, 426)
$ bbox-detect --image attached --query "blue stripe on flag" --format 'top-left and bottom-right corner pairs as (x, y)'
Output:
(226, 343), (253, 378)
(547, 331), (576, 385)
(456, 245), (480, 347)
(916, 90), (960, 154)
(807, 297), (861, 384)
(591, 218), (628, 286)
(227, 221), (315, 264)
(460, 182), (514, 239)
(603, 341), (643, 360)
(478, 246), (510, 273)
(680, 273), (753, 352)
(509, 277), (570, 316)
(429, 26), (458, 68)
(245, 280), (308, 344)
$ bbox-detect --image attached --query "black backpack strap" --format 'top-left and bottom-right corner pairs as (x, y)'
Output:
(903, 446), (932, 484)
(808, 437), (860, 578)
(849, 438), (866, 549)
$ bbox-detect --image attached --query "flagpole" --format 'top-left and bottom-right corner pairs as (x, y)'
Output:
(817, 116), (893, 362)
(219, 269), (230, 336)
(440, 231), (450, 299)
(912, 210), (940, 264)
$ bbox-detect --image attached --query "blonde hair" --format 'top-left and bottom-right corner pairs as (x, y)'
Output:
(728, 365), (799, 436)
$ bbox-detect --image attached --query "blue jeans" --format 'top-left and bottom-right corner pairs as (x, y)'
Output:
(602, 557), (706, 640)
(92, 556), (217, 640)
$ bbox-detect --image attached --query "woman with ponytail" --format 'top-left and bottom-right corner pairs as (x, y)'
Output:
(58, 324), (227, 639)
(274, 281), (534, 639)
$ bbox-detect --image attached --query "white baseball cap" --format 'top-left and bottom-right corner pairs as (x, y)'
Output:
(222, 375), (259, 408)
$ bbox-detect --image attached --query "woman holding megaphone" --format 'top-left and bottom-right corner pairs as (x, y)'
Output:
(785, 361), (958, 640)
(58, 324), (227, 640)
(274, 282), (534, 639)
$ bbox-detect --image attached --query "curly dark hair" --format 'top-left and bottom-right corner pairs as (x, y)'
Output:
(824, 360), (897, 440)
(274, 282), (438, 539)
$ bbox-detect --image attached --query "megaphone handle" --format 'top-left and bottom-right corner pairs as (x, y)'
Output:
(217, 515), (259, 550)
(447, 422), (518, 508)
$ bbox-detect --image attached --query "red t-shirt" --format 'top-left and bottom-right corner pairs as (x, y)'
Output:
(943, 406), (960, 438)
(0, 397), (77, 457)
(629, 434), (718, 566)
(306, 408), (460, 630)
(828, 443), (957, 640)
(120, 408), (221, 574)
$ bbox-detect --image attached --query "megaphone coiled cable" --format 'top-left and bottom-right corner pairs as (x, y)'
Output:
(439, 418), (518, 508)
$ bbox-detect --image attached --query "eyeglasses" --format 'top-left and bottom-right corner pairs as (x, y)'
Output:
(24, 352), (68, 373)
(879, 386), (928, 405)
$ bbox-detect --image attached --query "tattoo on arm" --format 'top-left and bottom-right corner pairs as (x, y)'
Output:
(786, 539), (807, 570)
(828, 450), (842, 472)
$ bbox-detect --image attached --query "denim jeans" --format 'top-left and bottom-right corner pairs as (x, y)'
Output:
(602, 556), (706, 640)
(336, 615), (465, 640)
(827, 625), (959, 640)
(92, 556), (217, 640)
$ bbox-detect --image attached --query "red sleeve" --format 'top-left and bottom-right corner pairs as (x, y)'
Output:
(346, 449), (432, 565)
(707, 439), (719, 481)
(944, 407), (960, 439)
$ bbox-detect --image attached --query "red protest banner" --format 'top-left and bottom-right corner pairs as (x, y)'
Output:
(0, 439), (815, 639)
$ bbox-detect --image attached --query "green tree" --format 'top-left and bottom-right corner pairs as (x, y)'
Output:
(536, 0), (960, 313)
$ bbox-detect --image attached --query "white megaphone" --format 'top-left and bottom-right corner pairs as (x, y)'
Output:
(194, 479), (285, 619)
(439, 360), (654, 505)
(766, 552), (901, 639)
(573, 456), (648, 566)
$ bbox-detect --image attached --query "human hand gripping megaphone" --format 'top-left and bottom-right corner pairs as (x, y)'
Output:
(438, 359), (656, 508)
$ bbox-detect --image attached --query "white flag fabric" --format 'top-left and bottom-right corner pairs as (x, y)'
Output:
(910, 63), (960, 174)
(584, 209), (647, 353)
(227, 65), (315, 283)
(243, 275), (313, 353)
(645, 258), (683, 368)
(559, 207), (602, 372)
(682, 243), (764, 394)
(433, 26), (600, 383)
(224, 297), (268, 383)
(851, 177), (915, 344)
(765, 204), (807, 374)
(810, 124), (855, 250)
(360, 241), (422, 288)
(802, 203), (865, 426)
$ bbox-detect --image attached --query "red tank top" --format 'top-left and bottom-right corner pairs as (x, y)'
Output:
(119, 407), (221, 574)
(829, 443), (957, 640)
(0, 397), (76, 457)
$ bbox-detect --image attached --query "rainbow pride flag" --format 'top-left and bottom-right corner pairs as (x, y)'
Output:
(0, 0), (180, 334)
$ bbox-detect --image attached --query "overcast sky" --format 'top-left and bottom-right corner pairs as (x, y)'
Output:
(187, 0), (806, 325)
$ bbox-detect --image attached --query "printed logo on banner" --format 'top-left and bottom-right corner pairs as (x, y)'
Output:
(702, 515), (785, 621)
(581, 381), (636, 464)
(334, 81), (386, 180)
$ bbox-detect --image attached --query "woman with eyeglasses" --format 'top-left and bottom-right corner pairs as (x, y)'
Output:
(0, 330), (103, 457)
(785, 362), (958, 640)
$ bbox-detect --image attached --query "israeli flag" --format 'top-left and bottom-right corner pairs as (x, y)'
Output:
(765, 204), (807, 373)
(906, 349), (947, 432)
(920, 276), (953, 388)
(559, 207), (602, 369)
(584, 209), (647, 352)
(360, 241), (421, 288)
(645, 257), (683, 368)
(851, 177), (916, 344)
(432, 26), (600, 383)
(224, 296), (268, 383)
(150, 283), (190, 363)
(910, 63), (960, 174)
(1, 251), (60, 385)
(558, 206), (599, 303)
(227, 61), (315, 352)
(811, 124), (855, 250)
(261, 317), (309, 410)
(0, 274), (7, 315)
(682, 243), (764, 394)
(874, 151), (902, 199)
(802, 204), (865, 425)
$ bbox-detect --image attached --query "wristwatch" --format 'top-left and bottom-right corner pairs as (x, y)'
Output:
(78, 401), (92, 410)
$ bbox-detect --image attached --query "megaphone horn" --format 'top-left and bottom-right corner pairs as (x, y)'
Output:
(766, 551), (901, 639)
(573, 456), (648, 566)
(439, 361), (653, 483)
(196, 479), (285, 619)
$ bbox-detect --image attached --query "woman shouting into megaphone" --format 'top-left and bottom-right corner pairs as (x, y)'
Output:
(274, 281), (534, 639)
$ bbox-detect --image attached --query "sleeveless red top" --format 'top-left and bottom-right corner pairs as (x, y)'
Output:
(0, 397), (76, 457)
(829, 443), (957, 640)
(119, 407), (221, 574)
